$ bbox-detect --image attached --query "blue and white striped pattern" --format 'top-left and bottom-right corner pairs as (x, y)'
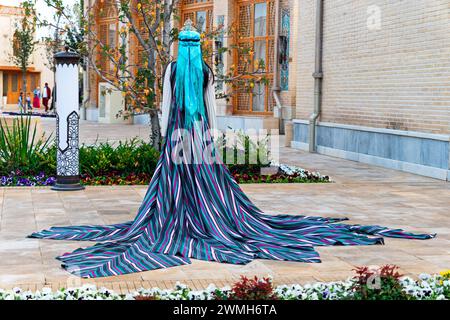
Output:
(29, 89), (435, 278)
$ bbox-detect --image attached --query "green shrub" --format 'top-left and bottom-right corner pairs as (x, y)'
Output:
(351, 265), (413, 300)
(217, 129), (271, 173)
(80, 138), (160, 177)
(0, 115), (54, 175)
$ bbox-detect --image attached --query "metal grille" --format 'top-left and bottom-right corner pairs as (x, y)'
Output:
(238, 5), (252, 38)
(268, 1), (276, 36)
(267, 39), (275, 73)
(182, 0), (212, 4)
(237, 42), (252, 74)
(183, 12), (195, 24)
(237, 86), (251, 111)
(98, 24), (108, 73)
(207, 9), (213, 32)
(267, 78), (275, 111)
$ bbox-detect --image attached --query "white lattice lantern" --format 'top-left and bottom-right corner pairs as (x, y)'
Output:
(52, 46), (84, 191)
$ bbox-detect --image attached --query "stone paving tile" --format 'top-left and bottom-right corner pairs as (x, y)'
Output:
(41, 118), (151, 146)
(0, 175), (447, 291)
(0, 123), (448, 292)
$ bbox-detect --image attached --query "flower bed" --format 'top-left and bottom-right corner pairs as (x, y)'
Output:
(0, 171), (55, 187)
(1, 164), (330, 187)
(1, 267), (448, 300)
(232, 165), (329, 184)
(0, 116), (330, 186)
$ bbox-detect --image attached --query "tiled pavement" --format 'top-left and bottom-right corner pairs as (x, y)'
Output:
(0, 119), (448, 293)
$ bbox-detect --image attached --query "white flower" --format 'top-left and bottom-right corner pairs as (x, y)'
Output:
(310, 293), (319, 300)
(42, 287), (52, 295)
(0, 274), (447, 300)
(206, 284), (217, 292)
(419, 273), (431, 281)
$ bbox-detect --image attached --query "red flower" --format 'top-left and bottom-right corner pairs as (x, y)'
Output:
(215, 276), (277, 300)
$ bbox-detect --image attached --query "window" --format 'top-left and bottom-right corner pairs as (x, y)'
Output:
(2, 73), (8, 96)
(108, 23), (117, 48)
(181, 0), (213, 32)
(11, 74), (18, 92)
(254, 3), (267, 37)
(235, 0), (275, 114)
(96, 0), (118, 77)
(31, 74), (38, 91)
(196, 11), (207, 32)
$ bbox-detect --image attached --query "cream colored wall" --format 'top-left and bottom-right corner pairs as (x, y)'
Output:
(0, 7), (54, 104)
(33, 43), (54, 90)
(0, 11), (18, 66)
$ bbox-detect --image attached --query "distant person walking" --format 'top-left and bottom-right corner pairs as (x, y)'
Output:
(42, 83), (52, 112)
(33, 87), (41, 109)
(50, 84), (56, 112)
(26, 94), (32, 111)
(18, 91), (24, 113)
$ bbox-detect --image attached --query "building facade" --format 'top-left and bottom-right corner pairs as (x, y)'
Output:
(0, 5), (52, 109)
(292, 0), (450, 180)
(83, 0), (298, 130)
(84, 0), (450, 180)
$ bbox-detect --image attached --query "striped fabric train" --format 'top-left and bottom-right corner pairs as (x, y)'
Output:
(29, 64), (435, 279)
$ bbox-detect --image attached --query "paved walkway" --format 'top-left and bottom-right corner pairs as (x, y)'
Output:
(41, 118), (151, 145)
(0, 119), (448, 293)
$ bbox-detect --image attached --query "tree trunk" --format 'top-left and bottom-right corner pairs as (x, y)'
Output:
(163, 1), (171, 61)
(147, 47), (162, 150)
(149, 109), (161, 150)
(22, 71), (27, 106)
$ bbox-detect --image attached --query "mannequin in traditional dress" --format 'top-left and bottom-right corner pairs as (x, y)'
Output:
(29, 22), (434, 278)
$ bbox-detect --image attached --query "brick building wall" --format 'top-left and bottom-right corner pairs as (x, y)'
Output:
(295, 0), (450, 135)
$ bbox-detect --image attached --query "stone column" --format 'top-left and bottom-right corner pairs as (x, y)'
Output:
(52, 46), (84, 191)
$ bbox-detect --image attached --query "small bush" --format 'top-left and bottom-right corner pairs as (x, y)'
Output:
(0, 115), (54, 175)
(80, 138), (159, 177)
(351, 265), (413, 300)
(214, 276), (277, 300)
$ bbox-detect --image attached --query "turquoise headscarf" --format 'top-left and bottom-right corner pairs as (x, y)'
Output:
(175, 30), (206, 130)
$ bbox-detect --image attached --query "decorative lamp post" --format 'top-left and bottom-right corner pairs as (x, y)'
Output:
(51, 46), (84, 191)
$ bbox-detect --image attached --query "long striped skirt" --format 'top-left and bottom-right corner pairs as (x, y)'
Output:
(29, 103), (435, 278)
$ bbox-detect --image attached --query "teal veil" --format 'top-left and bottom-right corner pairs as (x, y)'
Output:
(175, 29), (206, 129)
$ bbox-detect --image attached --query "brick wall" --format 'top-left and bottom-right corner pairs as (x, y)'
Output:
(296, 0), (450, 135)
